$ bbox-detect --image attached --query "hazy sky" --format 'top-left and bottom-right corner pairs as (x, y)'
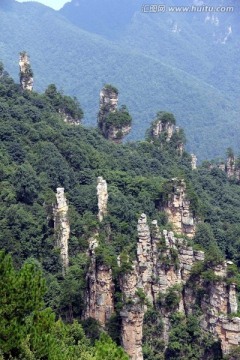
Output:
(16, 0), (70, 10)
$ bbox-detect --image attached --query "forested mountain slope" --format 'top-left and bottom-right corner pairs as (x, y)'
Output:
(1, 62), (240, 358)
(0, 0), (240, 159)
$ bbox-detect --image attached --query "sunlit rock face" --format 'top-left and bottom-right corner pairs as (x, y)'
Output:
(97, 176), (108, 222)
(191, 154), (197, 170)
(53, 188), (70, 274)
(19, 52), (33, 91)
(163, 178), (196, 238)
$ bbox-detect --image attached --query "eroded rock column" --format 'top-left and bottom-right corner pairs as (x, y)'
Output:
(19, 51), (33, 91)
(97, 176), (108, 222)
(84, 236), (115, 326)
(98, 85), (132, 143)
(53, 188), (70, 274)
(163, 178), (196, 237)
(191, 154), (197, 170)
(120, 265), (145, 360)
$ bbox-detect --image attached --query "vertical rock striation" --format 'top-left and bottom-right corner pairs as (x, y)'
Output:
(84, 235), (115, 327)
(53, 188), (70, 274)
(19, 52), (33, 91)
(151, 118), (174, 142)
(84, 177), (113, 326)
(97, 176), (108, 222)
(163, 178), (196, 237)
(119, 213), (240, 358)
(227, 155), (236, 178)
(120, 265), (145, 360)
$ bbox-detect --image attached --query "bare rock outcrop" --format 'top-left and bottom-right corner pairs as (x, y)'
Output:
(98, 85), (132, 143)
(191, 154), (197, 170)
(152, 118), (174, 142)
(19, 51), (33, 91)
(119, 213), (240, 358)
(120, 265), (145, 360)
(163, 178), (196, 238)
(58, 109), (81, 125)
(97, 176), (108, 222)
(150, 114), (185, 156)
(119, 215), (203, 359)
(84, 235), (115, 327)
(227, 155), (236, 178)
(53, 188), (70, 274)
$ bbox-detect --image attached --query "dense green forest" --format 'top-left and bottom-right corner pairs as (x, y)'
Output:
(1, 0), (240, 159)
(1, 62), (240, 359)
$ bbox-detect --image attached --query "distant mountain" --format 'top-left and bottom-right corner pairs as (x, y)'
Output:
(0, 0), (239, 159)
(60, 0), (143, 38)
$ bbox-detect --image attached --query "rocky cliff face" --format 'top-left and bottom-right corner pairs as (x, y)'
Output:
(118, 214), (203, 358)
(84, 236), (115, 326)
(84, 178), (114, 326)
(120, 266), (145, 360)
(53, 188), (70, 274)
(152, 119), (174, 142)
(19, 52), (33, 91)
(97, 176), (108, 222)
(83, 178), (240, 359)
(163, 178), (196, 238)
(185, 261), (240, 356)
(150, 116), (185, 156)
(227, 155), (236, 179)
(98, 85), (132, 143)
(119, 215), (240, 358)
(210, 153), (240, 181)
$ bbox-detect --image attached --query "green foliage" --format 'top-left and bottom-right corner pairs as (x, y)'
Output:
(0, 251), (45, 355)
(3, 0), (239, 159)
(1, 62), (240, 359)
(45, 84), (84, 121)
(0, 251), (128, 359)
(156, 111), (176, 125)
(94, 333), (129, 360)
(104, 108), (132, 131)
(135, 288), (147, 305)
(143, 308), (164, 360)
(104, 84), (119, 95)
(165, 312), (221, 360)
(157, 285), (182, 311)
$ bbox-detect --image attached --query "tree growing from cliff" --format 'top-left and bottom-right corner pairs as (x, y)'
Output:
(45, 84), (84, 122)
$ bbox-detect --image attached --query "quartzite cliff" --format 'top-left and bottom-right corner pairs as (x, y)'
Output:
(83, 178), (240, 359)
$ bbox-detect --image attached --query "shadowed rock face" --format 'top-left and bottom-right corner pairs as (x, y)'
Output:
(19, 52), (33, 91)
(84, 235), (115, 327)
(53, 187), (69, 274)
(98, 85), (132, 143)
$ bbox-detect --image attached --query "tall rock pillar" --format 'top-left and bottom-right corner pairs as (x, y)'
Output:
(97, 176), (108, 222)
(19, 51), (33, 91)
(53, 188), (70, 274)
